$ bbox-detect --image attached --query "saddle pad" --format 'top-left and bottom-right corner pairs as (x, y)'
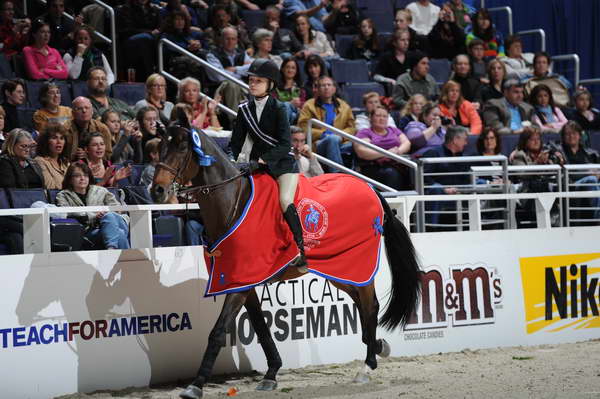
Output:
(204, 173), (384, 296)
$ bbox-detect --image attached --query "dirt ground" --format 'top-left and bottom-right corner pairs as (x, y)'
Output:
(57, 339), (600, 399)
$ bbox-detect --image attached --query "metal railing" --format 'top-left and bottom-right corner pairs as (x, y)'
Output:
(28, 0), (117, 74)
(579, 78), (600, 89)
(551, 53), (580, 88)
(488, 6), (513, 35)
(517, 29), (546, 52)
(563, 164), (600, 226)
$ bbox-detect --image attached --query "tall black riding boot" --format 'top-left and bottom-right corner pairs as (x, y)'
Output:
(283, 204), (307, 268)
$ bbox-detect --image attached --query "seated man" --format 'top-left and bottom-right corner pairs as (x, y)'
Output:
(283, 0), (329, 33)
(393, 51), (439, 109)
(65, 96), (113, 160)
(422, 125), (470, 228)
(523, 51), (572, 107)
(37, 0), (75, 54)
(450, 54), (482, 106)
(298, 76), (355, 173)
(291, 126), (323, 177)
(482, 78), (536, 135)
(264, 6), (303, 57)
(498, 34), (533, 79)
(87, 67), (136, 120)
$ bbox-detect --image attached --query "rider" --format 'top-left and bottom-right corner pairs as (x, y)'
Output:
(231, 59), (307, 269)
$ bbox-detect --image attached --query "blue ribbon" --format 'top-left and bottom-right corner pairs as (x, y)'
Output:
(190, 128), (216, 167)
(372, 216), (384, 236)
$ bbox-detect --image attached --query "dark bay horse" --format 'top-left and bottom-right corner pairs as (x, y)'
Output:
(150, 113), (421, 399)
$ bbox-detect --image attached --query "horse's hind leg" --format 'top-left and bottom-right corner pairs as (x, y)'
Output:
(180, 292), (249, 399)
(244, 288), (282, 391)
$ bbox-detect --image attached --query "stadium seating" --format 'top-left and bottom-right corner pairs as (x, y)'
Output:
(111, 83), (146, 106)
(335, 35), (354, 59)
(71, 80), (89, 99)
(7, 188), (47, 208)
(331, 59), (370, 84)
(429, 59), (452, 84)
(341, 82), (385, 109)
(241, 10), (266, 31)
(361, 10), (394, 33)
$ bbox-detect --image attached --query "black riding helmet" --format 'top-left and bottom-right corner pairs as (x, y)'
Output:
(247, 59), (280, 92)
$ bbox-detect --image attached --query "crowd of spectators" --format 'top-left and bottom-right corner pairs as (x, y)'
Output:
(0, 0), (600, 248)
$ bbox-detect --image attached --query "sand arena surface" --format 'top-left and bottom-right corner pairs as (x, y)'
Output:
(57, 339), (600, 399)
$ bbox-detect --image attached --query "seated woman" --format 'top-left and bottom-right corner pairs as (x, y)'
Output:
(252, 28), (282, 68)
(405, 102), (446, 158)
(274, 58), (306, 125)
(82, 132), (131, 187)
(135, 106), (163, 153)
(438, 80), (482, 135)
(159, 10), (204, 60)
(398, 94), (426, 131)
(302, 54), (327, 99)
(427, 4), (466, 60)
(480, 59), (506, 103)
(56, 162), (130, 250)
(177, 77), (221, 130)
(569, 88), (600, 134)
(355, 92), (397, 131)
(476, 127), (502, 157)
(101, 110), (143, 165)
(1, 79), (26, 133)
(510, 127), (562, 166)
(465, 8), (504, 58)
(33, 82), (72, 132)
(0, 0), (30, 57)
(34, 123), (70, 189)
(529, 84), (567, 134)
(63, 26), (116, 85)
(293, 15), (335, 60)
(134, 73), (174, 126)
(499, 34), (533, 80)
(354, 106), (411, 190)
(22, 19), (68, 80)
(373, 29), (411, 87)
(349, 18), (380, 61)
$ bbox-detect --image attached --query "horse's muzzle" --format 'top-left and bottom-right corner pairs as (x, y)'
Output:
(151, 184), (169, 204)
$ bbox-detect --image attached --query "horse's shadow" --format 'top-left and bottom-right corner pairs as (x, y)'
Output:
(15, 249), (247, 393)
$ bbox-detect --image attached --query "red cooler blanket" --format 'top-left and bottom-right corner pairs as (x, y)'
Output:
(204, 173), (384, 296)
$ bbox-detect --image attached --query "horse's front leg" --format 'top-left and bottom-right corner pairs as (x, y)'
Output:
(180, 292), (249, 399)
(244, 287), (282, 391)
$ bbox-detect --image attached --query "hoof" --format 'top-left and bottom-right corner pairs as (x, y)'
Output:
(378, 338), (391, 358)
(180, 384), (203, 399)
(297, 265), (308, 274)
(352, 365), (372, 384)
(256, 379), (278, 391)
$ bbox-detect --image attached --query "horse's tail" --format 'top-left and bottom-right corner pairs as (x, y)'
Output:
(375, 191), (421, 331)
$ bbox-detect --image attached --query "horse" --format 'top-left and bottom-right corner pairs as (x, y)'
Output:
(150, 111), (421, 399)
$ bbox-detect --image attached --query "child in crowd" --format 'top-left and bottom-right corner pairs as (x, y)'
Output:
(140, 138), (161, 188)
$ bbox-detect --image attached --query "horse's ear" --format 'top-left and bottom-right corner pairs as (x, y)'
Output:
(176, 106), (190, 129)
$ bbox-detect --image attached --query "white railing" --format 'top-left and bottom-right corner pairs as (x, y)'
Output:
(488, 6), (513, 35)
(551, 53), (580, 88)
(517, 29), (546, 52)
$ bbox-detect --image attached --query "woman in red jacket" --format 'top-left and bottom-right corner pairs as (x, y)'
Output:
(22, 19), (68, 80)
(438, 80), (482, 135)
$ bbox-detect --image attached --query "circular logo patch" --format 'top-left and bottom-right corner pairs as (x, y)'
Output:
(297, 198), (328, 241)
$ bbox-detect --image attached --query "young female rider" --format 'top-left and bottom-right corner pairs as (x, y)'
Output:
(230, 59), (307, 268)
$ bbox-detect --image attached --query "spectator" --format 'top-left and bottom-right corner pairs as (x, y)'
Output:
(392, 51), (439, 109)
(529, 84), (567, 134)
(298, 75), (355, 172)
(439, 80), (482, 135)
(203, 4), (251, 50)
(34, 123), (70, 189)
(33, 83), (72, 133)
(0, 129), (45, 188)
(87, 67), (136, 120)
(467, 39), (487, 84)
(264, 5), (303, 57)
(253, 28), (283, 67)
(374, 29), (412, 87)
(139, 137), (160, 187)
(422, 125), (470, 226)
(22, 19), (69, 80)
(523, 51), (571, 107)
(444, 0), (474, 30)
(274, 57), (306, 124)
(323, 0), (358, 37)
(101, 110), (143, 165)
(355, 92), (397, 131)
(355, 105), (411, 190)
(480, 59), (506, 103)
(159, 11), (205, 63)
(136, 106), (163, 152)
(499, 35), (533, 79)
(405, 101), (445, 158)
(283, 0), (329, 33)
(510, 126), (560, 165)
(177, 77), (221, 130)
(134, 73), (174, 126)
(160, 0), (201, 33)
(482, 78), (536, 135)
(349, 18), (380, 61)
(398, 93), (426, 131)
(37, 0), (77, 54)
(291, 126), (323, 177)
(406, 0), (440, 36)
(302, 53), (327, 99)
(568, 88), (600, 133)
(450, 54), (482, 105)
(63, 26), (116, 85)
(82, 132), (131, 186)
(427, 3), (466, 60)
(56, 162), (130, 250)
(116, 0), (161, 82)
(65, 96), (112, 160)
(1, 79), (26, 133)
(293, 14), (335, 59)
(0, 105), (6, 148)
(475, 127), (502, 156)
(393, 9), (422, 51)
(465, 8), (504, 58)
(0, 0), (30, 57)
